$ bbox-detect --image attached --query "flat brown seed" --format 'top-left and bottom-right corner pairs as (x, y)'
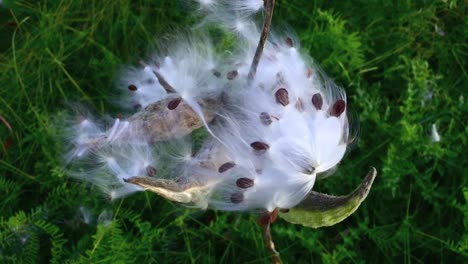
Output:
(330, 99), (346, 117)
(167, 97), (182, 110)
(146, 165), (157, 177)
(279, 208), (290, 213)
(128, 84), (138, 91)
(250, 141), (270, 151)
(230, 192), (244, 204)
(227, 70), (238, 80)
(285, 37), (294, 47)
(275, 88), (289, 106)
(312, 93), (323, 110)
(259, 112), (272, 125)
(236, 178), (254, 189)
(218, 162), (236, 173)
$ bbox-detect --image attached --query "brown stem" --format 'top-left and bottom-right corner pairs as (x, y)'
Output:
(247, 0), (275, 82)
(259, 208), (281, 264)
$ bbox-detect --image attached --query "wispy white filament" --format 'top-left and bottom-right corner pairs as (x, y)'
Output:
(64, 0), (353, 211)
(431, 123), (441, 142)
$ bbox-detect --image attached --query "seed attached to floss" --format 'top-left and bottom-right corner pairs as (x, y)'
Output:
(146, 165), (157, 177)
(330, 99), (346, 117)
(275, 88), (289, 106)
(218, 162), (236, 173)
(259, 112), (272, 125)
(230, 192), (244, 204)
(128, 84), (138, 91)
(227, 70), (238, 80)
(167, 97), (182, 110)
(312, 93), (323, 110)
(250, 141), (270, 151)
(236, 178), (254, 189)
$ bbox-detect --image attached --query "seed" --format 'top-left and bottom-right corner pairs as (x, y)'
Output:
(275, 88), (289, 106)
(128, 84), (138, 91)
(218, 162), (236, 173)
(146, 165), (157, 177)
(280, 208), (290, 213)
(312, 93), (323, 110)
(167, 97), (182, 110)
(227, 70), (238, 80)
(330, 99), (346, 117)
(285, 37), (294, 48)
(236, 178), (254, 189)
(230, 192), (244, 204)
(250, 141), (269, 151)
(259, 112), (272, 125)
(212, 70), (221, 78)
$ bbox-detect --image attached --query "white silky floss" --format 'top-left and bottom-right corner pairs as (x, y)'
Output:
(65, 0), (351, 213)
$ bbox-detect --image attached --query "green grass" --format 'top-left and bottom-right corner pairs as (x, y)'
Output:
(0, 0), (466, 263)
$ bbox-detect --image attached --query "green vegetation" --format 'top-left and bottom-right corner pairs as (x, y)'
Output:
(0, 0), (466, 263)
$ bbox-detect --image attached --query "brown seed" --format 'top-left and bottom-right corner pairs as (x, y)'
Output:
(227, 70), (238, 80)
(330, 99), (346, 117)
(307, 68), (314, 78)
(212, 70), (221, 78)
(250, 141), (269, 151)
(285, 37), (294, 48)
(312, 93), (323, 110)
(146, 165), (157, 177)
(218, 162), (236, 173)
(259, 112), (272, 125)
(230, 192), (244, 204)
(236, 178), (254, 189)
(167, 97), (182, 110)
(279, 208), (290, 213)
(275, 88), (289, 106)
(128, 84), (138, 91)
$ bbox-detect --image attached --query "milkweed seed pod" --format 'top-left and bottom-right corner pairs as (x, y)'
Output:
(63, 0), (376, 261)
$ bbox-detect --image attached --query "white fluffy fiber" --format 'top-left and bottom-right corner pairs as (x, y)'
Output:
(65, 0), (351, 212)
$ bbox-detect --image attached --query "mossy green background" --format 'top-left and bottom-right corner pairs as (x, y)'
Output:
(0, 0), (466, 263)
